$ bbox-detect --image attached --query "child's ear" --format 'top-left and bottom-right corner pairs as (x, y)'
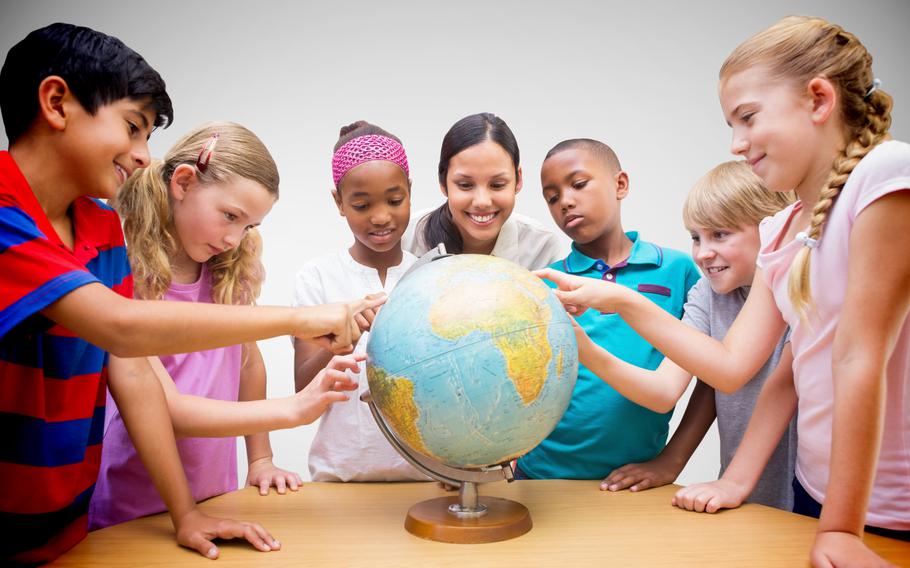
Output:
(407, 178), (413, 193)
(332, 189), (345, 216)
(614, 171), (630, 200)
(169, 164), (197, 201)
(515, 166), (524, 195)
(37, 76), (71, 132)
(807, 76), (838, 125)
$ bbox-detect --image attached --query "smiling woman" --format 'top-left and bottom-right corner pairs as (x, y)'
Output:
(403, 112), (564, 270)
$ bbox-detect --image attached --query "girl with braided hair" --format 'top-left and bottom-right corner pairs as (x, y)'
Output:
(535, 15), (909, 566)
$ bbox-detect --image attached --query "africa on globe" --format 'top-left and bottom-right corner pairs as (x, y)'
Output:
(366, 254), (578, 470)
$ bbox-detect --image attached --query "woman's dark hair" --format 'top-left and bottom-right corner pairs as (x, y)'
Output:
(422, 112), (519, 254)
(0, 22), (173, 144)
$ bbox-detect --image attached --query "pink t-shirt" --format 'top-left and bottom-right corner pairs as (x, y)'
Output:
(757, 140), (910, 530)
(88, 264), (241, 529)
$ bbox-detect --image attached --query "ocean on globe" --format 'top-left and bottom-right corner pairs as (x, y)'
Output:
(366, 254), (578, 469)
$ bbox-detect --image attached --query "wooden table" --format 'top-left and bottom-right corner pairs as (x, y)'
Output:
(56, 481), (910, 567)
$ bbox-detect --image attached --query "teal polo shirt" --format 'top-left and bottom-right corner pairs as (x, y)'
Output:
(518, 231), (700, 479)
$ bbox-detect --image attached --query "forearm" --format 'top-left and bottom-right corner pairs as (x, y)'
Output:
(169, 394), (296, 438)
(659, 380), (717, 471)
(109, 299), (302, 356)
(616, 293), (774, 392)
(818, 358), (886, 536)
(581, 344), (689, 413)
(239, 346), (274, 464)
(108, 356), (195, 524)
(46, 284), (307, 357)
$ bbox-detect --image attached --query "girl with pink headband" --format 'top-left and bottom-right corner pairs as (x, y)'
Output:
(292, 121), (426, 481)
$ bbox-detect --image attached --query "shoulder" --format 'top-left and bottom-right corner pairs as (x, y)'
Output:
(681, 277), (713, 331)
(0, 154), (35, 223)
(509, 212), (559, 240)
(507, 212), (566, 268)
(509, 211), (550, 230)
(656, 244), (694, 265)
(406, 207), (434, 233)
(844, 140), (910, 210)
(852, 140), (910, 178)
(402, 208), (434, 255)
(633, 237), (700, 296)
(295, 250), (346, 281)
(649, 241), (698, 274)
(293, 251), (349, 305)
(83, 197), (127, 246)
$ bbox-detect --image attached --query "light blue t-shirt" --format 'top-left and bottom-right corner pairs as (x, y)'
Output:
(518, 232), (700, 479)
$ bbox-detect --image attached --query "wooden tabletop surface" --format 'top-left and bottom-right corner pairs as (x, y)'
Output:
(55, 480), (910, 567)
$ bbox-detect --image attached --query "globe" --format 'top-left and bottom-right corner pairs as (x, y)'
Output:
(366, 254), (578, 471)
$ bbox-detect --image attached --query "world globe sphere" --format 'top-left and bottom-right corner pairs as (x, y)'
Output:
(366, 254), (578, 469)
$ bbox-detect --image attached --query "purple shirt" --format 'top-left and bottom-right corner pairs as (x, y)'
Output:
(88, 264), (241, 529)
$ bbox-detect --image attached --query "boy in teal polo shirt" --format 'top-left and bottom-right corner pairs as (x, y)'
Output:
(518, 139), (699, 480)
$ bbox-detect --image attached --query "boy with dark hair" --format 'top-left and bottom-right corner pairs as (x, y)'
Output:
(517, 139), (700, 480)
(0, 23), (375, 563)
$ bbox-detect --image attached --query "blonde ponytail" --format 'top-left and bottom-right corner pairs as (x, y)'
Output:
(720, 16), (893, 317)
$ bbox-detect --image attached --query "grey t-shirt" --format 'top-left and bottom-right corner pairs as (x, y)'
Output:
(681, 277), (797, 510)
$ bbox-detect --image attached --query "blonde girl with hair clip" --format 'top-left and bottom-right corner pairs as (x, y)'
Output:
(537, 16), (909, 566)
(589, 162), (798, 511)
(89, 122), (367, 531)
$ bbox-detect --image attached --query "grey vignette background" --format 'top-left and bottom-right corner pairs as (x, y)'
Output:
(2, 0), (908, 488)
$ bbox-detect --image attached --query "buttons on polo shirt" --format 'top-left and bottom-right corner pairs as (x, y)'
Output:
(595, 262), (604, 271)
(605, 273), (614, 280)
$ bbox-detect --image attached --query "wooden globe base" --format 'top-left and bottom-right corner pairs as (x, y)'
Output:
(404, 495), (532, 544)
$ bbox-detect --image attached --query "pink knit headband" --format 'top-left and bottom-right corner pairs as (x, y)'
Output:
(331, 134), (410, 187)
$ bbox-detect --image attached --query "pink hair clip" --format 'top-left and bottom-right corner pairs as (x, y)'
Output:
(196, 132), (220, 173)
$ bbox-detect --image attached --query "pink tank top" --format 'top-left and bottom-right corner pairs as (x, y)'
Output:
(88, 264), (241, 529)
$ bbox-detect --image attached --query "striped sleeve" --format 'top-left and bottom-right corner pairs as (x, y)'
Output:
(0, 201), (98, 337)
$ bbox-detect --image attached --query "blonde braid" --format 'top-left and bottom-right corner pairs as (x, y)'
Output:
(788, 88), (893, 317)
(721, 16), (894, 318)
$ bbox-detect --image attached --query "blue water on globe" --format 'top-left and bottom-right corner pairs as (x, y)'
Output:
(367, 254), (578, 469)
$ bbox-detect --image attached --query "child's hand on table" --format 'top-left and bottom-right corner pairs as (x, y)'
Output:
(601, 455), (682, 493)
(246, 457), (303, 496)
(671, 478), (749, 513)
(175, 508), (280, 559)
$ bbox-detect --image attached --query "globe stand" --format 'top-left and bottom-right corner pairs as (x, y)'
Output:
(362, 391), (532, 544)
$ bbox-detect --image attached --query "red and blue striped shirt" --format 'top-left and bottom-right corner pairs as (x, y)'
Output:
(0, 151), (132, 564)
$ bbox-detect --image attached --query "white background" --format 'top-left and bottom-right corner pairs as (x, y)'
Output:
(2, 0), (908, 488)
